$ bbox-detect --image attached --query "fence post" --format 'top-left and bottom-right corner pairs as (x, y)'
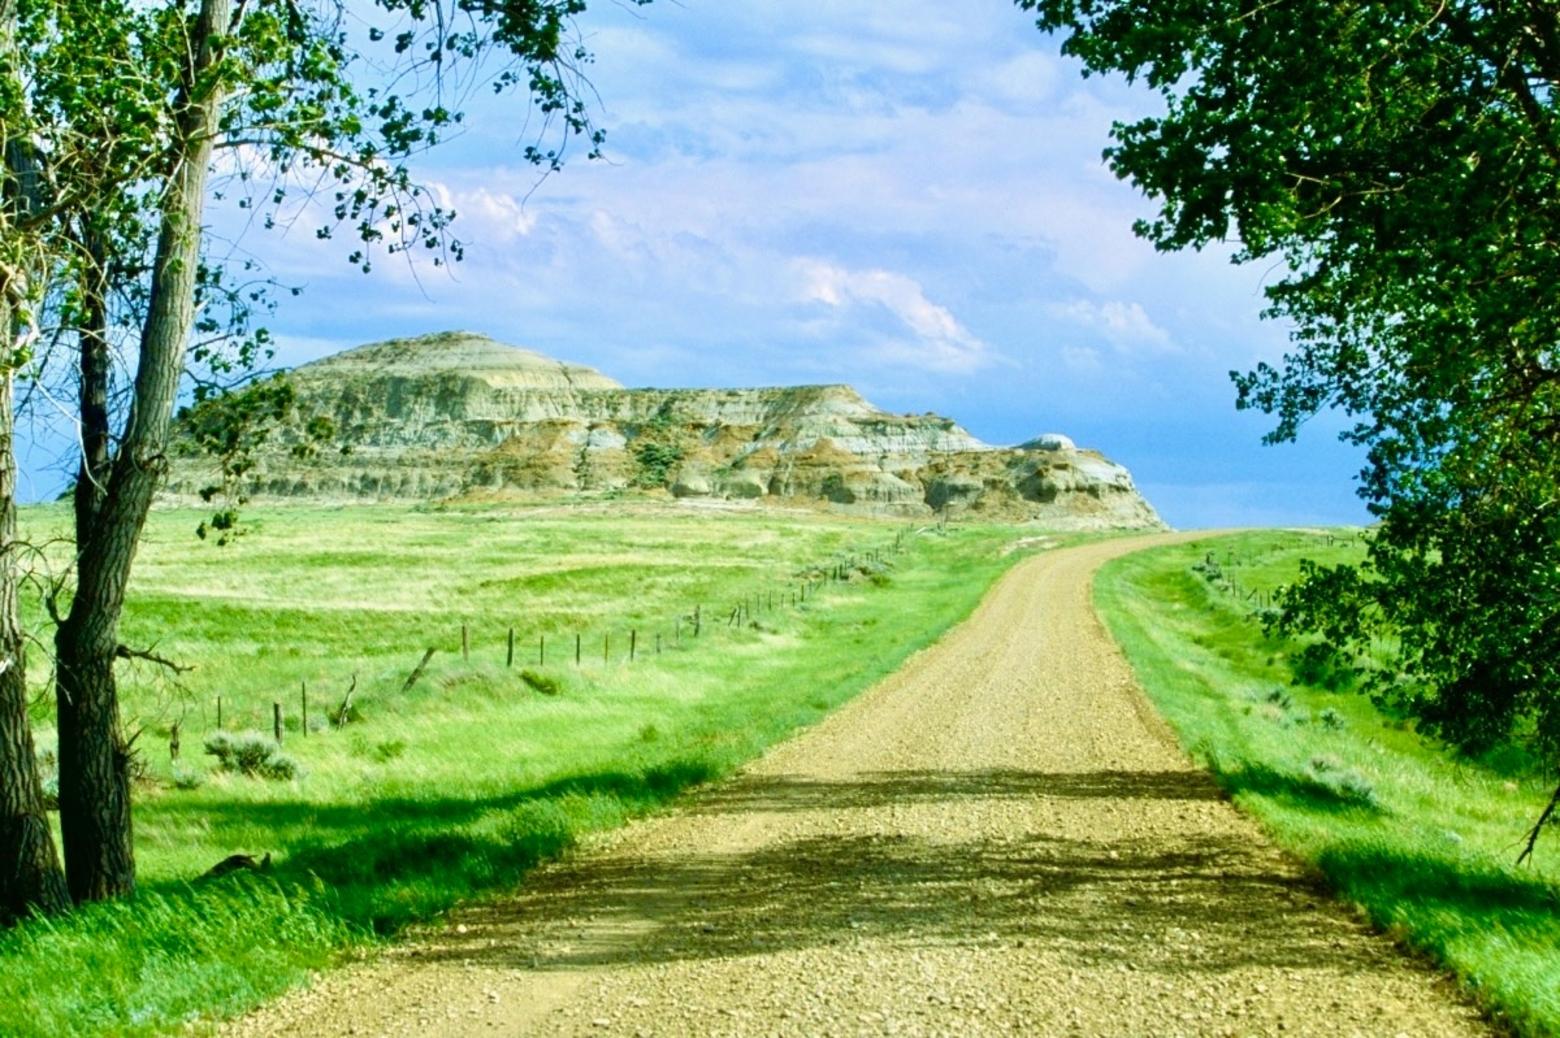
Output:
(694, 604), (701, 636)
(539, 634), (546, 666)
(603, 632), (610, 664)
(170, 721), (180, 763)
(273, 702), (283, 744)
(301, 681), (309, 737)
(656, 633), (662, 655)
(461, 623), (469, 662)
(216, 696), (222, 731)
(401, 649), (436, 694)
(630, 629), (637, 662)
(676, 617), (682, 644)
(576, 632), (582, 666)
(507, 627), (515, 668)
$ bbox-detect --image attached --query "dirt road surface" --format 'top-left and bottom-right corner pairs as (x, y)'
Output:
(227, 534), (1490, 1037)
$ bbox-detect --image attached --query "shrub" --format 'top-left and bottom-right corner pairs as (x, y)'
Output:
(204, 731), (301, 781)
(1319, 708), (1346, 731)
(1329, 770), (1380, 809)
(370, 739), (406, 763)
(520, 669), (561, 696)
(35, 749), (58, 809)
(632, 440), (684, 489)
(170, 765), (206, 791)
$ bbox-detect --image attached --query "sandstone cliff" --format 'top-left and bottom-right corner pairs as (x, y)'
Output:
(166, 331), (1165, 529)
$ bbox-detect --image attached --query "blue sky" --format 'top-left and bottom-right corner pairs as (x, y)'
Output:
(219, 0), (1369, 528)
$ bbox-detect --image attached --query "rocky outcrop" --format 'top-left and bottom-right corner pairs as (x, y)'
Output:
(166, 331), (1165, 529)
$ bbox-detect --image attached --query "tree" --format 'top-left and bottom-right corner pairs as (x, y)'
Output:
(0, 0), (73, 923)
(1019, 1), (1560, 829)
(0, 0), (639, 913)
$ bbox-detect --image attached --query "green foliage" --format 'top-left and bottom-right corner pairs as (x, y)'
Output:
(1023, 0), (1560, 761)
(204, 731), (300, 781)
(631, 440), (683, 489)
(820, 472), (851, 504)
(519, 668), (563, 696)
(1097, 532), (1560, 1034)
(178, 374), (334, 545)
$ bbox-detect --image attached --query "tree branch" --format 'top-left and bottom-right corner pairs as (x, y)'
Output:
(114, 644), (194, 674)
(1516, 774), (1560, 866)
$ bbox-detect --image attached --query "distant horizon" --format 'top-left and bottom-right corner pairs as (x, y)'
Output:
(16, 322), (1373, 530)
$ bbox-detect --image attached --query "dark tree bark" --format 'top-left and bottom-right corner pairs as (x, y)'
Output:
(73, 227), (111, 525)
(0, 316), (69, 924)
(0, 0), (69, 924)
(55, 0), (230, 903)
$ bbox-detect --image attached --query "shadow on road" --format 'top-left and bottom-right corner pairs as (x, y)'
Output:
(411, 767), (1394, 978)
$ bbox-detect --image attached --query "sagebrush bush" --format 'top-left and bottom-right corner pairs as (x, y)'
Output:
(520, 669), (561, 696)
(170, 765), (206, 791)
(204, 731), (301, 781)
(34, 749), (58, 809)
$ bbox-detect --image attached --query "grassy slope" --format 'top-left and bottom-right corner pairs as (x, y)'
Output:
(1096, 530), (1560, 1037)
(4, 504), (1053, 1037)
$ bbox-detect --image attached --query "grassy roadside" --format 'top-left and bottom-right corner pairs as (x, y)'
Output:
(1095, 530), (1560, 1037)
(3, 504), (1057, 1037)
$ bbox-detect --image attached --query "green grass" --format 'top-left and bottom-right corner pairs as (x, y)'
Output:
(4, 503), (1062, 1037)
(1096, 529), (1560, 1037)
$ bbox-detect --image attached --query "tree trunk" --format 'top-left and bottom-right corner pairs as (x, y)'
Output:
(73, 226), (111, 525)
(0, 341), (69, 924)
(55, 0), (231, 904)
(0, 0), (69, 925)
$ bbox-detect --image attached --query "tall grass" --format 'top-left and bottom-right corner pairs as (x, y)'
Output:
(3, 504), (1052, 1037)
(1096, 530), (1560, 1037)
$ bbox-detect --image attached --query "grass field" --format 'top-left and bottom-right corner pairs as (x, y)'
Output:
(4, 503), (1058, 1037)
(1096, 530), (1560, 1037)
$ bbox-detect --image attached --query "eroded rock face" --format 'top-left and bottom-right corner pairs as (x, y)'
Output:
(166, 331), (1166, 529)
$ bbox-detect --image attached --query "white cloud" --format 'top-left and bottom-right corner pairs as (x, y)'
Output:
(1060, 344), (1105, 373)
(972, 52), (1063, 108)
(798, 260), (993, 374)
(1051, 299), (1176, 352)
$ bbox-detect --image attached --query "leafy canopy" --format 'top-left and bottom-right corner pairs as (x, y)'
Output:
(1019, 1), (1560, 760)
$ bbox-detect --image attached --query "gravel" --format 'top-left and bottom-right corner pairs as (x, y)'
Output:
(226, 534), (1490, 1038)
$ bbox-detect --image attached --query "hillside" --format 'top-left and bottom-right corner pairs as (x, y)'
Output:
(167, 331), (1165, 529)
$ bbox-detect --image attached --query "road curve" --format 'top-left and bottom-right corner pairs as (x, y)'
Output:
(227, 534), (1489, 1038)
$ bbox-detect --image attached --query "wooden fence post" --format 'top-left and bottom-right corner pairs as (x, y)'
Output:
(603, 632), (610, 664)
(576, 632), (582, 665)
(301, 681), (308, 737)
(656, 633), (662, 655)
(507, 627), (515, 668)
(630, 629), (637, 662)
(539, 634), (546, 666)
(273, 702), (283, 744)
(170, 722), (180, 763)
(694, 604), (701, 636)
(461, 623), (469, 662)
(216, 696), (223, 730)
(401, 649), (437, 693)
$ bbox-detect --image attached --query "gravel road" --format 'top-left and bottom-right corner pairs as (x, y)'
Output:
(227, 534), (1490, 1038)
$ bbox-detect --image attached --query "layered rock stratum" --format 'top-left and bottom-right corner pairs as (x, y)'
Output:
(167, 331), (1165, 528)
